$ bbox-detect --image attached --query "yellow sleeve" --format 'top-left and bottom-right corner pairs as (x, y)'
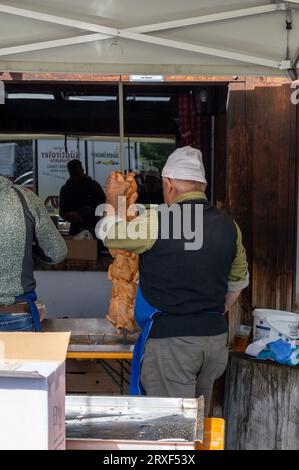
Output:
(227, 223), (249, 292)
(100, 208), (159, 255)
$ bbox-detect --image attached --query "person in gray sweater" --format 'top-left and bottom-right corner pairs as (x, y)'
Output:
(0, 175), (67, 332)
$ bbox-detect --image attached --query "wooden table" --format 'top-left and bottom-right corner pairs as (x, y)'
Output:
(43, 318), (137, 393)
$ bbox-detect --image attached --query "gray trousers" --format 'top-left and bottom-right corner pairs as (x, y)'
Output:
(140, 334), (228, 416)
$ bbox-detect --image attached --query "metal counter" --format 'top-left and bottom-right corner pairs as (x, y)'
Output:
(43, 318), (137, 356)
(66, 395), (204, 450)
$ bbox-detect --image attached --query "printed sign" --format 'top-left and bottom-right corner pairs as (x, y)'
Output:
(0, 143), (16, 177)
(129, 75), (164, 82)
(87, 141), (135, 189)
(37, 139), (85, 214)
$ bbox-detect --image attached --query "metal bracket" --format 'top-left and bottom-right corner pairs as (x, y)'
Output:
(279, 59), (294, 69)
(284, 0), (299, 5)
(276, 2), (288, 11)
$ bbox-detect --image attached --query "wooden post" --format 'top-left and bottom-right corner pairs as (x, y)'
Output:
(224, 353), (299, 450)
(118, 78), (125, 173)
(226, 80), (253, 338)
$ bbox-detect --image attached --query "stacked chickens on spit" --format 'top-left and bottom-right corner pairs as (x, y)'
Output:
(106, 172), (139, 334)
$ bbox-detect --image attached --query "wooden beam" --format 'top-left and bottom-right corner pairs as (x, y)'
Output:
(226, 81), (253, 331)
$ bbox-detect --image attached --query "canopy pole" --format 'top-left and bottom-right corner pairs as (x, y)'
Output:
(118, 78), (125, 173)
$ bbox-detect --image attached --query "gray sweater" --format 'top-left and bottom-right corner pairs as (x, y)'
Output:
(0, 176), (67, 305)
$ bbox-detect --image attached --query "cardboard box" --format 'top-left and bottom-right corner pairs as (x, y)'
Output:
(65, 238), (98, 261)
(0, 332), (70, 450)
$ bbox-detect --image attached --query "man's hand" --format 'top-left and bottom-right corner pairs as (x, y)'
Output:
(225, 290), (241, 312)
(106, 173), (130, 200)
(106, 172), (130, 213)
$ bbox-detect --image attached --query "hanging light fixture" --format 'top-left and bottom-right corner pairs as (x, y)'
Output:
(109, 37), (124, 56)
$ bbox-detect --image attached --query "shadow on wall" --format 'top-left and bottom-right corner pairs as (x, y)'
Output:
(34, 270), (111, 318)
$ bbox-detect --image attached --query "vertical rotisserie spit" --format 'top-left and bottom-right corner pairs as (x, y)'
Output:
(106, 172), (139, 334)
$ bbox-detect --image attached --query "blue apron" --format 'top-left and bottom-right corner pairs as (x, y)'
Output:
(130, 286), (160, 395)
(15, 291), (42, 332)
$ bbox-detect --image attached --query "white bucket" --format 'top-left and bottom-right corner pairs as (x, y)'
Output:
(253, 309), (299, 342)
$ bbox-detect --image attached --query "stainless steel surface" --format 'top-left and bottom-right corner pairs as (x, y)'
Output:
(42, 318), (138, 352)
(43, 318), (119, 336)
(66, 395), (204, 443)
(122, 328), (128, 345)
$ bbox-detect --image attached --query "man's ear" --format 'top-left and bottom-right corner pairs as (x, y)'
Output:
(202, 182), (207, 192)
(164, 177), (172, 193)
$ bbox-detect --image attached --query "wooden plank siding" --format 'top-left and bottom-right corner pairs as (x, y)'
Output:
(226, 78), (298, 326)
(251, 83), (297, 311)
(211, 79), (298, 418)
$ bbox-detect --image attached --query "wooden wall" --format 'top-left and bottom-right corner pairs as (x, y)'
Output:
(211, 78), (298, 418)
(226, 77), (298, 328)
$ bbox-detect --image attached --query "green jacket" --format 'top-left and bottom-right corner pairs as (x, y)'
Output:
(0, 176), (67, 305)
(100, 191), (249, 292)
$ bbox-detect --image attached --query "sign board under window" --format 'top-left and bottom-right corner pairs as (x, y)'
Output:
(87, 141), (136, 189)
(129, 75), (164, 82)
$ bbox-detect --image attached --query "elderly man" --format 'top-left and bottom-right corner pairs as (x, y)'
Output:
(0, 175), (67, 332)
(98, 146), (248, 415)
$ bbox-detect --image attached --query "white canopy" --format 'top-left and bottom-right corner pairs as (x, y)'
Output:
(0, 0), (298, 77)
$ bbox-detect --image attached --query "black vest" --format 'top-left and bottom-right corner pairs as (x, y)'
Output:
(139, 199), (237, 320)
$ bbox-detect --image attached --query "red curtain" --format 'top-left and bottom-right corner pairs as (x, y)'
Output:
(178, 92), (202, 150)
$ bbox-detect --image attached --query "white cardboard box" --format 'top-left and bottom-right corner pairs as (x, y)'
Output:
(0, 332), (70, 450)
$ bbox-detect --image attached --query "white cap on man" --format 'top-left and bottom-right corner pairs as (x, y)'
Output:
(161, 146), (207, 184)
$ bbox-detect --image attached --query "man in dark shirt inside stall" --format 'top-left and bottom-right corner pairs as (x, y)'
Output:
(59, 159), (106, 236)
(138, 170), (164, 205)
